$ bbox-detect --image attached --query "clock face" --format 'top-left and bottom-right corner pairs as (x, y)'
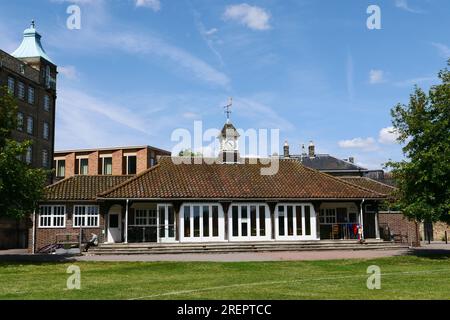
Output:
(224, 139), (236, 150)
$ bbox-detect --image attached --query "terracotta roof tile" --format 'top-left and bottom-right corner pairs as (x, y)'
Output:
(99, 157), (385, 200)
(44, 175), (133, 201)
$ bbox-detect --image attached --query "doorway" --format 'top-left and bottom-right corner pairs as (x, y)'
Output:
(107, 205), (122, 243)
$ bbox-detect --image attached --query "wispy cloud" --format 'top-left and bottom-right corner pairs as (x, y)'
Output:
(394, 0), (424, 13)
(223, 4), (271, 31)
(393, 76), (436, 87)
(369, 69), (385, 84)
(234, 97), (294, 131)
(431, 42), (450, 59)
(135, 0), (161, 12)
(192, 9), (225, 66)
(58, 65), (79, 80)
(338, 137), (378, 151)
(107, 32), (230, 87)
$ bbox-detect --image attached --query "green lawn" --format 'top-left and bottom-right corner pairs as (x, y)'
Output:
(0, 255), (449, 300)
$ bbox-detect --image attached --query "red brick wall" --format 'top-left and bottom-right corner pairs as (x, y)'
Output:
(112, 150), (123, 175)
(28, 202), (106, 253)
(137, 148), (148, 173)
(65, 153), (76, 177)
(379, 212), (418, 244)
(88, 151), (99, 175)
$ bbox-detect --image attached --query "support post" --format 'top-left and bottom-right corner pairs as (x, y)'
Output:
(32, 209), (36, 254)
(375, 211), (380, 240)
(359, 199), (365, 241)
(124, 199), (129, 244)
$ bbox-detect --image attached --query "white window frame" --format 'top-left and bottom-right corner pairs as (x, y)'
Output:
(157, 204), (176, 243)
(180, 203), (225, 243)
(124, 155), (137, 175)
(101, 156), (113, 175)
(73, 205), (100, 227)
(55, 159), (66, 178)
(275, 203), (318, 241)
(133, 208), (157, 226)
(39, 205), (66, 228)
(228, 203), (271, 241)
(76, 158), (89, 175)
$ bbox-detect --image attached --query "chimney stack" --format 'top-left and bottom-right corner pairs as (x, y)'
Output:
(308, 141), (315, 158)
(349, 156), (355, 164)
(283, 141), (290, 158)
(301, 144), (306, 156)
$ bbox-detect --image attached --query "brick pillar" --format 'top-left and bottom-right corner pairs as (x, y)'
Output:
(88, 151), (99, 175)
(137, 148), (149, 173)
(65, 153), (76, 177)
(112, 150), (123, 175)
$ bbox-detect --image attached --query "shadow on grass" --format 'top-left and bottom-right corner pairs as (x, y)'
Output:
(407, 248), (450, 260)
(0, 254), (78, 264)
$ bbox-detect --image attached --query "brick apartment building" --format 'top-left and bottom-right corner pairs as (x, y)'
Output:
(0, 22), (57, 249)
(53, 146), (171, 180)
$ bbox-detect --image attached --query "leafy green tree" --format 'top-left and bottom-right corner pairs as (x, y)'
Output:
(0, 87), (47, 218)
(387, 60), (450, 223)
(178, 149), (203, 157)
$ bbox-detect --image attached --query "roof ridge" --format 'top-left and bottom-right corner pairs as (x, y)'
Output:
(98, 163), (162, 197)
(294, 162), (385, 198)
(45, 176), (73, 189)
(361, 176), (398, 190)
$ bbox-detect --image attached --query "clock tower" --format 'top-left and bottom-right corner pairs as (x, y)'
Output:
(219, 98), (240, 163)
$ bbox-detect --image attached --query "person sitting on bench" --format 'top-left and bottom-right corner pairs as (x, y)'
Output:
(84, 233), (98, 252)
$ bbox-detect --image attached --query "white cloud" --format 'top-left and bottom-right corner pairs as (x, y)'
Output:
(135, 0), (161, 12)
(338, 137), (378, 151)
(431, 42), (450, 59)
(204, 28), (218, 36)
(378, 127), (399, 145)
(223, 4), (271, 31)
(369, 69), (385, 84)
(235, 97), (294, 131)
(394, 0), (423, 13)
(58, 65), (79, 80)
(108, 33), (230, 88)
(394, 76), (436, 87)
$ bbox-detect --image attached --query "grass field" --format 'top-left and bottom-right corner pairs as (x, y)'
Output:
(0, 255), (449, 300)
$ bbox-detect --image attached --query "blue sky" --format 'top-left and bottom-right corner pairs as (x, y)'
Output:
(1, 0), (449, 169)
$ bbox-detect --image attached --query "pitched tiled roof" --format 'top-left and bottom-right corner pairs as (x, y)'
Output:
(44, 175), (133, 201)
(290, 154), (368, 172)
(340, 177), (397, 197)
(99, 157), (385, 200)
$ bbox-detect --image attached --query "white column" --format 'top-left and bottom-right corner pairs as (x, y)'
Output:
(360, 200), (365, 240)
(124, 199), (129, 243)
(32, 209), (36, 254)
(375, 212), (380, 240)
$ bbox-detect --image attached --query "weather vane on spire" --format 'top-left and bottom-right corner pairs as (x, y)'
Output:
(224, 97), (233, 123)
(31, 19), (35, 28)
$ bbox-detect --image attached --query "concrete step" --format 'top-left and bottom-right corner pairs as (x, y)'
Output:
(86, 241), (408, 255)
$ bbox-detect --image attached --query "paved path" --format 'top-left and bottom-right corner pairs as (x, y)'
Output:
(77, 249), (410, 262)
(1, 243), (449, 263)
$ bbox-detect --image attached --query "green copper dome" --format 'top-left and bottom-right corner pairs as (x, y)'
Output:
(12, 21), (54, 64)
